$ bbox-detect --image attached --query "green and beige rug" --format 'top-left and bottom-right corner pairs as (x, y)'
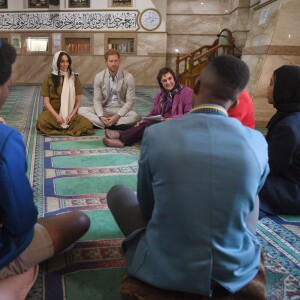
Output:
(0, 86), (299, 300)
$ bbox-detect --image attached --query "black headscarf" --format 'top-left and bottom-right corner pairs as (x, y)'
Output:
(267, 65), (300, 130)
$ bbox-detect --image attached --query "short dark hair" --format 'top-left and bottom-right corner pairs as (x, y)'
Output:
(197, 55), (249, 101)
(156, 67), (177, 90)
(105, 49), (120, 60)
(0, 39), (17, 85)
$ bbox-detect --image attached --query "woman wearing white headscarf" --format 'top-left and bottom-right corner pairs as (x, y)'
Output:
(36, 51), (94, 136)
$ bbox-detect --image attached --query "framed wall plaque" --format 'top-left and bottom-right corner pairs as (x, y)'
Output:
(140, 9), (161, 31)
(0, 0), (8, 9)
(110, 0), (132, 7)
(28, 0), (49, 8)
(69, 0), (90, 8)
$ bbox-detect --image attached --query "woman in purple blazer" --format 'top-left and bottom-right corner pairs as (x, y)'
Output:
(103, 67), (193, 147)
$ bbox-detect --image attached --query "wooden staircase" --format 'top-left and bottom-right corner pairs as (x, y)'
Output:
(176, 28), (239, 88)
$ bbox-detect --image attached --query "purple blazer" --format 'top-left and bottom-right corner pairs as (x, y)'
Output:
(119, 86), (193, 146)
(148, 87), (193, 119)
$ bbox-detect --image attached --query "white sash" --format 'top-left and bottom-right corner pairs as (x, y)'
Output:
(51, 51), (76, 129)
(59, 71), (75, 129)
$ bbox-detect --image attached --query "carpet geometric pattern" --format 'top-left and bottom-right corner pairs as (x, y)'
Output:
(28, 86), (153, 300)
(0, 86), (299, 300)
(257, 216), (300, 300)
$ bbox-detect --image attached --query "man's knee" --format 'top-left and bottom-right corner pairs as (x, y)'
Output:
(107, 184), (127, 208)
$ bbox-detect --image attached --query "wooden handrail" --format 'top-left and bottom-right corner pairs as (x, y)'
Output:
(190, 44), (216, 57)
(176, 52), (190, 75)
(178, 44), (234, 88)
(193, 44), (233, 62)
(176, 28), (237, 88)
(176, 45), (216, 76)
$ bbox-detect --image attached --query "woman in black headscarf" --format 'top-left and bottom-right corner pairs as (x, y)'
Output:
(259, 65), (300, 217)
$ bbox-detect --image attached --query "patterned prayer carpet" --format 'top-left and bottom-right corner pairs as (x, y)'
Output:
(0, 86), (299, 300)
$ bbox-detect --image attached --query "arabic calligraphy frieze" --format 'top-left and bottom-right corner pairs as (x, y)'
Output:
(0, 11), (138, 30)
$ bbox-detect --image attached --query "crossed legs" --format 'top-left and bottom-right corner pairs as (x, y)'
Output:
(0, 211), (90, 281)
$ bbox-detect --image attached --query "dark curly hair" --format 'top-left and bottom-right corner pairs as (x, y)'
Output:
(0, 39), (17, 86)
(196, 55), (249, 101)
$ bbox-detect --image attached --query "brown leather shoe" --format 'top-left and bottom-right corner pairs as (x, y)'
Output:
(103, 138), (125, 148)
(105, 129), (120, 139)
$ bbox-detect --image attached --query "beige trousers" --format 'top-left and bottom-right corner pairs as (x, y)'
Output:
(78, 106), (139, 128)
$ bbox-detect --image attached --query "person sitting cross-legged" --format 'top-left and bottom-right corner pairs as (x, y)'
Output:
(36, 51), (94, 136)
(103, 67), (193, 148)
(78, 49), (139, 130)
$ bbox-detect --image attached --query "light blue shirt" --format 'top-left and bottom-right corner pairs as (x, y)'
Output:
(106, 72), (121, 108)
